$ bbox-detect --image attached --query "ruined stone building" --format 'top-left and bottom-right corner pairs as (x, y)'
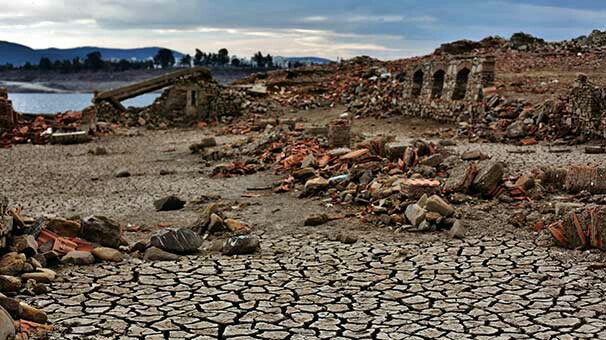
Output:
(570, 74), (606, 138)
(398, 56), (496, 122)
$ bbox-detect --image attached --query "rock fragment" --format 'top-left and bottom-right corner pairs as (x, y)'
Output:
(81, 215), (122, 248)
(154, 195), (186, 211)
(92, 247), (125, 262)
(143, 247), (181, 261)
(222, 235), (260, 256)
(150, 228), (202, 254)
(61, 251), (95, 265)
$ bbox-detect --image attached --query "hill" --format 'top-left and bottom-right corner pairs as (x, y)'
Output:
(0, 41), (184, 66)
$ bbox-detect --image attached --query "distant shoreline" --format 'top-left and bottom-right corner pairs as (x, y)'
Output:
(0, 67), (260, 93)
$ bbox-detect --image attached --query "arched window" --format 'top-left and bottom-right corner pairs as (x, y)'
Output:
(452, 68), (471, 100)
(431, 70), (446, 99)
(412, 70), (424, 97)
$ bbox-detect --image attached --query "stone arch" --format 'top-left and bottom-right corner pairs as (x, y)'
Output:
(452, 67), (471, 100)
(411, 69), (424, 98)
(431, 69), (446, 99)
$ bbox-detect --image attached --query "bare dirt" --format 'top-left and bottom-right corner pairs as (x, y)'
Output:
(4, 108), (606, 339)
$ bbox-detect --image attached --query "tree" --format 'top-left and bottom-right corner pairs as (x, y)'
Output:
(39, 57), (52, 71)
(231, 56), (241, 67)
(180, 54), (192, 67)
(23, 62), (32, 70)
(154, 48), (175, 68)
(218, 48), (229, 66)
(252, 51), (265, 68)
(72, 57), (82, 72)
(194, 49), (203, 66)
(84, 51), (104, 71)
(266, 54), (274, 68)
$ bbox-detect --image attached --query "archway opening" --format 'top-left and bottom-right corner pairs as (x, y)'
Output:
(412, 70), (424, 98)
(431, 70), (446, 99)
(452, 68), (471, 100)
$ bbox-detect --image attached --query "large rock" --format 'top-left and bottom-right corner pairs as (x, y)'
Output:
(46, 218), (81, 237)
(143, 247), (181, 261)
(0, 253), (25, 276)
(0, 275), (21, 293)
(154, 196), (186, 211)
(61, 251), (95, 265)
(13, 235), (38, 257)
(151, 228), (202, 254)
(80, 216), (122, 248)
(472, 162), (504, 197)
(222, 235), (260, 256)
(92, 247), (125, 262)
(20, 301), (47, 324)
(405, 204), (426, 227)
(304, 177), (329, 194)
(425, 195), (455, 217)
(0, 306), (15, 340)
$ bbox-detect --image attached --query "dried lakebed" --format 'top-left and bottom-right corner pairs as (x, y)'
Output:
(2, 127), (606, 339)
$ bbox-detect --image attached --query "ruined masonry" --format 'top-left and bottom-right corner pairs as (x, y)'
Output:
(0, 87), (17, 129)
(399, 55), (496, 122)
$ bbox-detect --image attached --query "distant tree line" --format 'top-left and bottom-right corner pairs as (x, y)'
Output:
(0, 47), (281, 72)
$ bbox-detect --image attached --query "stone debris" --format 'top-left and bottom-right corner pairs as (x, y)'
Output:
(153, 195), (186, 211)
(150, 228), (202, 254)
(80, 215), (122, 248)
(143, 246), (182, 262)
(222, 235), (260, 256)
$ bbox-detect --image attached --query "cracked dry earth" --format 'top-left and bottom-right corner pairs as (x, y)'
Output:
(3, 121), (606, 339)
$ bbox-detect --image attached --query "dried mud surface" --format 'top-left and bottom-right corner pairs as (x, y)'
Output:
(3, 110), (606, 339)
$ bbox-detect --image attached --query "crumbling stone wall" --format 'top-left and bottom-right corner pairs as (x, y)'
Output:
(399, 56), (495, 122)
(570, 74), (606, 138)
(0, 88), (17, 129)
(146, 79), (242, 122)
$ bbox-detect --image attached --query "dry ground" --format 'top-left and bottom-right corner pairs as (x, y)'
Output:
(3, 108), (606, 339)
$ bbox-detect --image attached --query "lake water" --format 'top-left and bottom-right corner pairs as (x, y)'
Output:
(8, 93), (160, 114)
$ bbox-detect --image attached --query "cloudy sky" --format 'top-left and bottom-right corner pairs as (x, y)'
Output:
(2, 0), (606, 60)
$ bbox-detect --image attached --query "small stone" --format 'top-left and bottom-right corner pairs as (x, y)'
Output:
(154, 195), (186, 211)
(515, 175), (535, 190)
(0, 296), (21, 319)
(208, 213), (224, 233)
(339, 234), (358, 244)
(405, 204), (427, 227)
(114, 168), (131, 178)
(301, 154), (316, 168)
(0, 252), (25, 276)
(222, 236), (260, 256)
(304, 177), (329, 193)
(461, 150), (485, 160)
(420, 154), (444, 167)
(46, 218), (81, 237)
(425, 195), (455, 217)
(151, 228), (202, 254)
(0, 306), (15, 340)
(61, 251), (95, 265)
(304, 214), (329, 226)
(293, 167), (316, 181)
(425, 211), (442, 223)
(92, 247), (125, 262)
(143, 247), (181, 261)
(0, 275), (21, 292)
(80, 215), (122, 248)
(20, 269), (56, 283)
(449, 220), (466, 239)
(224, 219), (251, 234)
(386, 142), (407, 160)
